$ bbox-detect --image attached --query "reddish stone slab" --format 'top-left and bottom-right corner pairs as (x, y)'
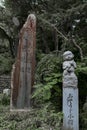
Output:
(10, 14), (36, 109)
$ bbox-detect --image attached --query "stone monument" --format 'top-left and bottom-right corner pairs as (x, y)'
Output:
(62, 51), (79, 130)
(10, 14), (36, 110)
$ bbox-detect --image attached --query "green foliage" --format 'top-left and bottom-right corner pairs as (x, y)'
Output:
(76, 61), (87, 108)
(80, 111), (87, 130)
(36, 53), (62, 83)
(0, 39), (14, 74)
(33, 53), (62, 110)
(0, 104), (63, 130)
(76, 59), (87, 75)
(2, 0), (87, 56)
(0, 54), (13, 74)
(0, 94), (10, 105)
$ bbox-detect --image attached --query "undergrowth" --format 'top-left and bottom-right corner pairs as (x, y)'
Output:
(0, 103), (63, 130)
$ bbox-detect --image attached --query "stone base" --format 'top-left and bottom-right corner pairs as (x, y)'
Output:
(63, 87), (79, 130)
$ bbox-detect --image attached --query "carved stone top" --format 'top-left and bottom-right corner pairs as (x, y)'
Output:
(23, 14), (36, 29)
(63, 51), (78, 88)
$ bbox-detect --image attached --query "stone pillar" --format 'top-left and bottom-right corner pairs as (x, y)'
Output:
(10, 14), (36, 110)
(62, 51), (79, 130)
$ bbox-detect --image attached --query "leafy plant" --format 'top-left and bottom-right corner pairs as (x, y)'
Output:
(0, 103), (63, 130)
(76, 61), (87, 109)
(0, 93), (10, 105)
(33, 53), (62, 110)
(0, 54), (13, 74)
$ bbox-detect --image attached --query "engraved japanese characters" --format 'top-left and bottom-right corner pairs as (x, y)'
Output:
(62, 51), (79, 130)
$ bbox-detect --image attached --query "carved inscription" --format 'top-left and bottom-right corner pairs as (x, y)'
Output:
(67, 93), (74, 128)
(10, 14), (36, 110)
(63, 51), (79, 130)
(63, 88), (79, 130)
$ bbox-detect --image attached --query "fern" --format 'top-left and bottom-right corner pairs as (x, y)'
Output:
(33, 53), (62, 109)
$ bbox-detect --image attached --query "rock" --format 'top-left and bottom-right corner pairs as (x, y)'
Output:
(10, 14), (36, 110)
(3, 89), (10, 96)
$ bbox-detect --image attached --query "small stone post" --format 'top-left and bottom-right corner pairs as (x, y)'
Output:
(10, 14), (36, 110)
(62, 51), (79, 130)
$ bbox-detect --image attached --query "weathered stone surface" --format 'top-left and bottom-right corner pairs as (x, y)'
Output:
(63, 75), (78, 88)
(3, 88), (10, 96)
(63, 88), (79, 130)
(10, 14), (36, 110)
(62, 51), (79, 130)
(63, 51), (78, 88)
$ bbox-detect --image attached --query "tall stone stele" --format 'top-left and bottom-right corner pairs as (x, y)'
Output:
(62, 51), (79, 130)
(10, 14), (36, 110)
